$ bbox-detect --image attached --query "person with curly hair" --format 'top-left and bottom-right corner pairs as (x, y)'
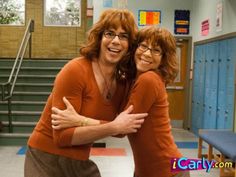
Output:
(24, 9), (147, 177)
(51, 26), (190, 177)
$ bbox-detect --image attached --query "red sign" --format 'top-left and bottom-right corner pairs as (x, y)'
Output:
(201, 19), (209, 36)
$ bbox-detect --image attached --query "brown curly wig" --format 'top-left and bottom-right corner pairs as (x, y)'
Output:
(136, 26), (179, 84)
(80, 9), (138, 81)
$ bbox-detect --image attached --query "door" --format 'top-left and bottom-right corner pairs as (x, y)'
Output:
(167, 39), (189, 122)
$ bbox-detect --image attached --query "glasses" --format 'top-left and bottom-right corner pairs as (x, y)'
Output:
(103, 31), (129, 41)
(138, 43), (162, 56)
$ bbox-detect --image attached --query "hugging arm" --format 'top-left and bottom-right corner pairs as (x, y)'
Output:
(52, 97), (147, 145)
(51, 97), (100, 129)
(70, 105), (146, 145)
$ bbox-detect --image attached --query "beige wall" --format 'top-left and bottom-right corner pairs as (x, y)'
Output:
(0, 0), (87, 59)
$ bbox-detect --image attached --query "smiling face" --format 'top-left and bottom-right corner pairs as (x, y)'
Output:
(99, 27), (129, 66)
(134, 40), (162, 73)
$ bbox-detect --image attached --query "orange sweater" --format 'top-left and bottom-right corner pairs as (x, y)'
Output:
(28, 58), (126, 160)
(126, 71), (182, 177)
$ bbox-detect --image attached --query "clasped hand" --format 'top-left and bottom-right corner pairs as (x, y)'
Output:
(51, 97), (147, 135)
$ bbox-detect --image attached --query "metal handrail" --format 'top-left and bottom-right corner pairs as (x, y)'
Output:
(1, 19), (34, 132)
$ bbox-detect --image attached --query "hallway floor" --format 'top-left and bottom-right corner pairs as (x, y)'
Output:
(0, 129), (222, 177)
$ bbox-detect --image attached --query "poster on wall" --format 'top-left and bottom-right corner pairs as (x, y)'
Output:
(138, 10), (161, 26)
(201, 19), (209, 36)
(174, 10), (190, 35)
(216, 2), (223, 32)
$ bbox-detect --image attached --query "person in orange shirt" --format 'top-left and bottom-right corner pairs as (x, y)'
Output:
(51, 26), (190, 177)
(24, 9), (147, 177)
(124, 26), (190, 177)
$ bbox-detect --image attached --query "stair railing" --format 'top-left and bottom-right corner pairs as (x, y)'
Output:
(1, 19), (34, 133)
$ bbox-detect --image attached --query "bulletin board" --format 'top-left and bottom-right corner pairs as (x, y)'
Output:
(174, 10), (190, 34)
(138, 10), (161, 26)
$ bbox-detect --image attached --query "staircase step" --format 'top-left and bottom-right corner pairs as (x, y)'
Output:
(0, 59), (68, 67)
(2, 121), (37, 126)
(5, 83), (53, 92)
(13, 91), (50, 95)
(0, 132), (30, 145)
(0, 100), (45, 104)
(0, 110), (41, 115)
(0, 59), (67, 145)
(0, 66), (62, 75)
(0, 75), (56, 83)
(0, 74), (56, 78)
(0, 111), (41, 122)
(0, 101), (45, 111)
(1, 121), (37, 133)
(21, 59), (68, 67)
(0, 132), (31, 138)
(0, 66), (62, 70)
(10, 91), (50, 101)
(0, 83), (53, 94)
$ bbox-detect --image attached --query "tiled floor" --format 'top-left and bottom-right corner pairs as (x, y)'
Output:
(0, 129), (222, 177)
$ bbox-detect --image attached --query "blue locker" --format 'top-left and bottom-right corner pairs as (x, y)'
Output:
(217, 39), (227, 129)
(192, 37), (236, 135)
(225, 37), (236, 129)
(191, 45), (200, 134)
(197, 45), (206, 130)
(191, 44), (207, 134)
(209, 42), (218, 129)
(199, 45), (206, 104)
(203, 43), (216, 129)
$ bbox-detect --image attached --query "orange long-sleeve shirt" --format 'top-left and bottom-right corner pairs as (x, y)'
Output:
(28, 57), (126, 160)
(126, 71), (182, 177)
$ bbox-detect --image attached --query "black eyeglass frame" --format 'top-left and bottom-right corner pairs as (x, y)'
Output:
(103, 31), (129, 41)
(138, 43), (162, 56)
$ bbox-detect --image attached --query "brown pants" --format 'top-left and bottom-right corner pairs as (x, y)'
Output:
(172, 171), (190, 177)
(134, 171), (190, 177)
(24, 146), (101, 177)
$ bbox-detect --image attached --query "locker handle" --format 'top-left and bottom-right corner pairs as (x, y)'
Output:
(227, 58), (230, 61)
(203, 104), (206, 107)
(211, 59), (214, 62)
(217, 107), (220, 111)
(218, 59), (222, 62)
(225, 110), (228, 114)
(209, 106), (212, 109)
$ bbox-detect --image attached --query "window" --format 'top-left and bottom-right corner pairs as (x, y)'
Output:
(0, 0), (25, 25)
(44, 0), (81, 26)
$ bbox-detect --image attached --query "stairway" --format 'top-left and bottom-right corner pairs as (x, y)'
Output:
(0, 59), (68, 145)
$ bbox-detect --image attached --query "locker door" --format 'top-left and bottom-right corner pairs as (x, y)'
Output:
(225, 37), (236, 129)
(217, 39), (227, 129)
(208, 42), (218, 129)
(203, 43), (212, 128)
(191, 45), (201, 134)
(198, 45), (206, 130)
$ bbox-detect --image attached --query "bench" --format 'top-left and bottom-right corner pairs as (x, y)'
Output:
(198, 129), (236, 177)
